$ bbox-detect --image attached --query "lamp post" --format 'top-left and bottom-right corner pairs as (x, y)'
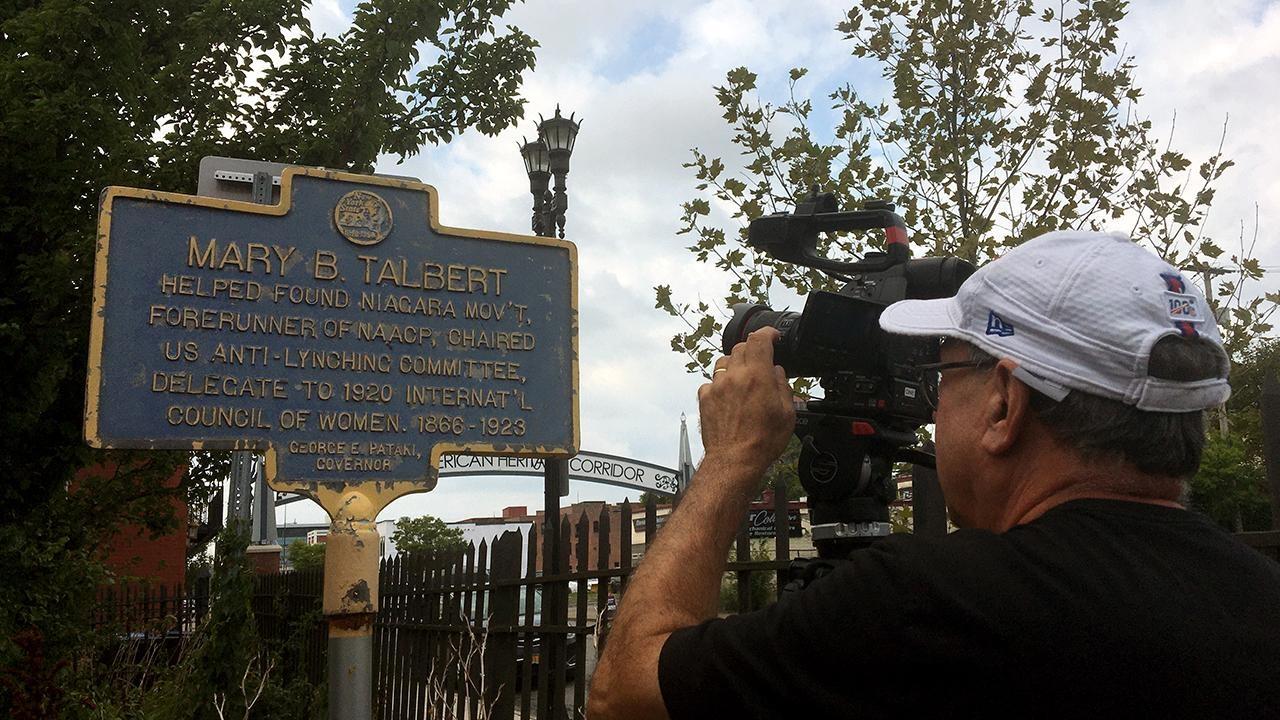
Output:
(519, 105), (581, 238)
(518, 106), (580, 719)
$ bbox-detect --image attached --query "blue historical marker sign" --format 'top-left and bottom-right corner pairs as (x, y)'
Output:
(86, 169), (578, 496)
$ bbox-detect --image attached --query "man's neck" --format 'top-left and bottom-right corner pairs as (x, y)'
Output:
(987, 455), (1185, 532)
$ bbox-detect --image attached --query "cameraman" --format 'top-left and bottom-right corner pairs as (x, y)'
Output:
(587, 231), (1280, 718)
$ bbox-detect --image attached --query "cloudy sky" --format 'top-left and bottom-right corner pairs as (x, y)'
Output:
(278, 0), (1280, 529)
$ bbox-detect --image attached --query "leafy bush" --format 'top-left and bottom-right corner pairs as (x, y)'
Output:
(719, 541), (776, 613)
(285, 542), (326, 573)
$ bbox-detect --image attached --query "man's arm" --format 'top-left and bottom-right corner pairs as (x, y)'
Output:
(587, 329), (795, 719)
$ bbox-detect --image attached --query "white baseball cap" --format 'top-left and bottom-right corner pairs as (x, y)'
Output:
(879, 230), (1230, 412)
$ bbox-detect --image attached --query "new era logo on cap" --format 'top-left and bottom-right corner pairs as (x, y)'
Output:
(986, 311), (1014, 337)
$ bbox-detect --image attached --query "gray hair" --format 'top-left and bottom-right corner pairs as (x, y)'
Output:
(967, 335), (1225, 478)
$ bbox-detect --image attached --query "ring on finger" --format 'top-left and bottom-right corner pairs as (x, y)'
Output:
(713, 368), (728, 376)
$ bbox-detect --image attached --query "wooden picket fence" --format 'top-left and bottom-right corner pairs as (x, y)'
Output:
(1238, 530), (1280, 562)
(251, 568), (328, 686)
(371, 488), (796, 720)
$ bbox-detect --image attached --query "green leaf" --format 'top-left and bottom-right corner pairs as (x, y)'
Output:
(725, 66), (758, 90)
(1199, 240), (1224, 259)
(654, 284), (676, 313)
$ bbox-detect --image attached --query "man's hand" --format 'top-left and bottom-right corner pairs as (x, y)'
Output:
(699, 327), (796, 483)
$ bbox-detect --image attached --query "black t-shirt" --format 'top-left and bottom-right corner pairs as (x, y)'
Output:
(659, 500), (1280, 718)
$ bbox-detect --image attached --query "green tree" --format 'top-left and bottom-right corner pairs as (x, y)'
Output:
(392, 515), (467, 555)
(0, 0), (537, 701)
(1188, 434), (1270, 533)
(719, 540), (776, 612)
(1219, 337), (1280, 458)
(657, 0), (1271, 374)
(94, 525), (325, 720)
(1185, 336), (1280, 532)
(286, 541), (328, 573)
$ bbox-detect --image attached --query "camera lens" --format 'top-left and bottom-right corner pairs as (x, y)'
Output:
(722, 304), (799, 356)
(727, 302), (793, 368)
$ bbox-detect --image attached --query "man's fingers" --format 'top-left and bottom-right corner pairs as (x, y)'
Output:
(711, 356), (730, 380)
(751, 326), (782, 343)
(743, 327), (780, 364)
(775, 366), (795, 411)
(728, 328), (780, 368)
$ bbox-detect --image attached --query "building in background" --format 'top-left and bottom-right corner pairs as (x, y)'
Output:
(628, 493), (814, 563)
(532, 501), (625, 573)
(87, 463), (188, 588)
(447, 506), (535, 575)
(276, 521), (329, 570)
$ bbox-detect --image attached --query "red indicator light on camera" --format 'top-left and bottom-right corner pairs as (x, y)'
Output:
(851, 421), (876, 436)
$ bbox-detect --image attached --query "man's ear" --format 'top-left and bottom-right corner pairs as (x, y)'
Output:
(979, 360), (1034, 455)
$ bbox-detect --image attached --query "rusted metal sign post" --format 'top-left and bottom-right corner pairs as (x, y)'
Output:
(85, 168), (578, 719)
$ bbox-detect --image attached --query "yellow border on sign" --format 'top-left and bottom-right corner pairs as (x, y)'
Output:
(85, 167), (580, 514)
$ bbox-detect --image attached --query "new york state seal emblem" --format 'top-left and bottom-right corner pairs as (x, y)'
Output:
(334, 190), (393, 245)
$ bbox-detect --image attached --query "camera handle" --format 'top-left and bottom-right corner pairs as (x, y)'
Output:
(747, 196), (912, 277)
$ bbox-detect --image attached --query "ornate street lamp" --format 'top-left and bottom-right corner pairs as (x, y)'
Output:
(519, 105), (581, 238)
(519, 137), (552, 237)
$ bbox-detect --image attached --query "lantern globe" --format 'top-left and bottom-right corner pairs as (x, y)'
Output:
(539, 106), (581, 155)
(520, 138), (551, 176)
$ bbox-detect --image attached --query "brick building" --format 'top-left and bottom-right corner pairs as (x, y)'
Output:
(84, 463), (189, 588)
(531, 501), (628, 573)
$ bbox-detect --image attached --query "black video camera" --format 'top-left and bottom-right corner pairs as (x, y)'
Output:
(721, 191), (973, 558)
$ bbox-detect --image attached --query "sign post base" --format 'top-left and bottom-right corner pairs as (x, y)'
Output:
(322, 493), (380, 720)
(328, 625), (374, 720)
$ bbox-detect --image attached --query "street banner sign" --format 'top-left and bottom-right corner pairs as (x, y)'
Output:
(746, 508), (803, 538)
(86, 168), (579, 503)
(438, 451), (682, 496)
